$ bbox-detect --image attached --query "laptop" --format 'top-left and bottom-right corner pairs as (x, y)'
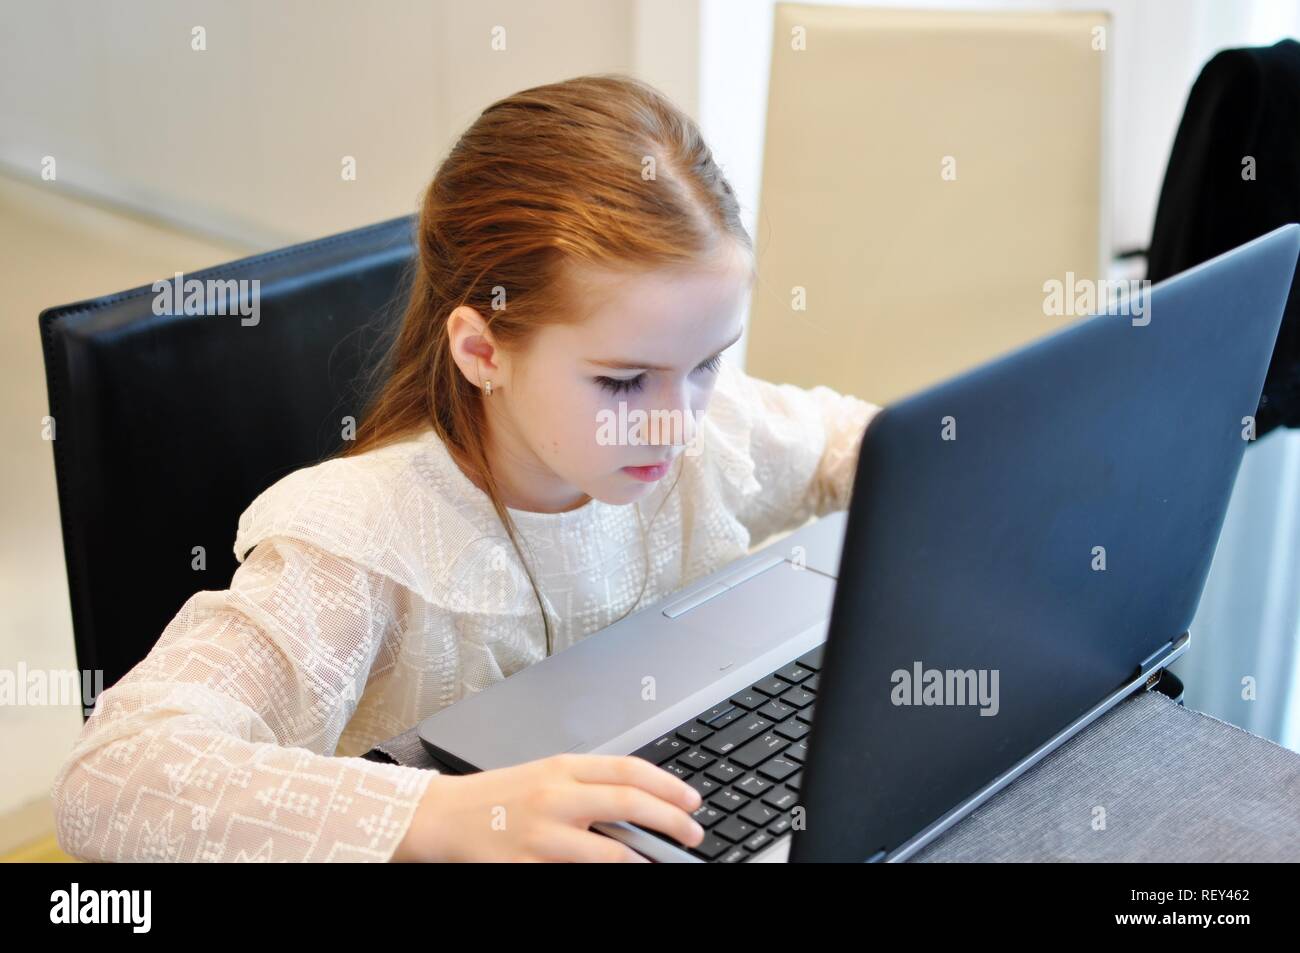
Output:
(419, 224), (1300, 862)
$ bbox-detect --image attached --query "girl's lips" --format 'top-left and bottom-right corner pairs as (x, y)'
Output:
(621, 461), (670, 482)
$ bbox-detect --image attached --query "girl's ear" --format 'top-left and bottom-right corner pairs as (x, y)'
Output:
(448, 304), (507, 391)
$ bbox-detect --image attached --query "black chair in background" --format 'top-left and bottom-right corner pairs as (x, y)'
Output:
(1146, 39), (1300, 437)
(39, 215), (417, 711)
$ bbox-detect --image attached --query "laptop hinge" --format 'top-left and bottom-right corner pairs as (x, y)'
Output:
(1137, 639), (1175, 676)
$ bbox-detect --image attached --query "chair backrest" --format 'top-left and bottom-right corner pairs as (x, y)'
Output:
(39, 215), (416, 704)
(746, 4), (1107, 403)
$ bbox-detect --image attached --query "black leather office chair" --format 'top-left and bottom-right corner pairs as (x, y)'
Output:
(39, 215), (417, 711)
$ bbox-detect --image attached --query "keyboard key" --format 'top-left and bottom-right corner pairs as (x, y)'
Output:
(632, 735), (686, 765)
(718, 846), (749, 863)
(691, 804), (726, 828)
(676, 722), (714, 744)
(796, 701), (816, 724)
(707, 708), (743, 729)
(709, 788), (746, 813)
(774, 717), (809, 741)
(701, 715), (771, 756)
(779, 686), (815, 709)
(729, 690), (765, 709)
(691, 833), (732, 860)
(783, 738), (810, 762)
(698, 703), (737, 725)
(802, 673), (819, 692)
(715, 815), (757, 843)
(739, 801), (780, 827)
(730, 732), (789, 769)
(678, 748), (715, 770)
(705, 761), (743, 783)
(743, 830), (774, 853)
(687, 774), (721, 798)
(761, 786), (798, 811)
(775, 662), (813, 684)
(756, 756), (800, 783)
(661, 762), (692, 780)
(756, 699), (796, 722)
(734, 773), (772, 797)
(752, 675), (792, 697)
(795, 646), (824, 670)
(767, 813), (794, 836)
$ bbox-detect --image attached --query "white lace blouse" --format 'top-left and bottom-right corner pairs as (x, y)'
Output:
(50, 360), (880, 862)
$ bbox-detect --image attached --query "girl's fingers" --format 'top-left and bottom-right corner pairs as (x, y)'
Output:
(559, 753), (702, 811)
(555, 781), (705, 848)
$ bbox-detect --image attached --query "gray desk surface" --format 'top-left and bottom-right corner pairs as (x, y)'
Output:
(363, 688), (1300, 861)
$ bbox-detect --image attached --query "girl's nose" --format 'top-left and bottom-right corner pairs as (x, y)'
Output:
(649, 380), (696, 448)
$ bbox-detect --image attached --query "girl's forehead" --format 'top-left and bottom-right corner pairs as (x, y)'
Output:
(565, 251), (752, 339)
(568, 279), (744, 362)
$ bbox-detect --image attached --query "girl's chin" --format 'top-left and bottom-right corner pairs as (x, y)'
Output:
(592, 478), (655, 505)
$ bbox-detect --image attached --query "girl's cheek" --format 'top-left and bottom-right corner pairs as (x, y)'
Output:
(694, 375), (720, 406)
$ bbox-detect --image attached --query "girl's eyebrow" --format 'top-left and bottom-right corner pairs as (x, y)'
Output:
(587, 328), (744, 372)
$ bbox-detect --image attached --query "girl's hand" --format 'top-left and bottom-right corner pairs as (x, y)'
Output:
(391, 752), (706, 862)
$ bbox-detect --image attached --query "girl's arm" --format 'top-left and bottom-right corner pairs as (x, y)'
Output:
(49, 536), (435, 863)
(720, 363), (881, 547)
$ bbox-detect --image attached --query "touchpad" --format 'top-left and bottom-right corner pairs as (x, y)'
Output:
(669, 560), (836, 651)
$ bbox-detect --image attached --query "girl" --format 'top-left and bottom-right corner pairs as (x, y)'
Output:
(50, 74), (879, 863)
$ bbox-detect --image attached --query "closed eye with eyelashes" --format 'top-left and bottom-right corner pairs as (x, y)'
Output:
(595, 352), (724, 395)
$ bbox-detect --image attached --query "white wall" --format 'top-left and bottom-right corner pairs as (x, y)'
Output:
(16, 0), (1292, 275)
(699, 0), (1300, 266)
(0, 0), (704, 248)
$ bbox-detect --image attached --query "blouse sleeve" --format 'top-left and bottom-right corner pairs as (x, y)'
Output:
(48, 535), (436, 863)
(720, 363), (881, 547)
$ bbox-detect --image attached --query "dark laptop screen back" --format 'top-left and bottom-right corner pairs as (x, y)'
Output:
(794, 225), (1300, 862)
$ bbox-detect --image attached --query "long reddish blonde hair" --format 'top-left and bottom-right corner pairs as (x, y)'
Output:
(342, 74), (753, 655)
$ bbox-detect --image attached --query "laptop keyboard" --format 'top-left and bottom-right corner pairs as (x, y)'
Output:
(630, 645), (823, 862)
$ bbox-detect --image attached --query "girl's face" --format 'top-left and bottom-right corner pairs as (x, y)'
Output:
(449, 242), (753, 513)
